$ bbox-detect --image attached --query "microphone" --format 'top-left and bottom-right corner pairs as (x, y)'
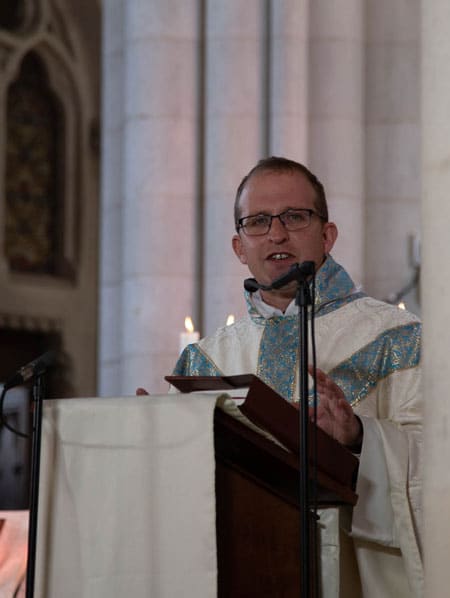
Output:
(244, 278), (269, 292)
(244, 261), (315, 293)
(3, 350), (56, 390)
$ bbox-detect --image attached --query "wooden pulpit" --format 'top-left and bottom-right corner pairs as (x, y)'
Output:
(166, 375), (359, 598)
(32, 380), (359, 597)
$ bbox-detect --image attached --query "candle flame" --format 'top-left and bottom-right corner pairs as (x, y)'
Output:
(184, 316), (194, 333)
(398, 302), (406, 310)
(226, 314), (235, 326)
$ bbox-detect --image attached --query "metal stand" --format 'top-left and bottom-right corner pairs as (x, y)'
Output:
(244, 261), (318, 596)
(295, 271), (317, 598)
(25, 373), (45, 598)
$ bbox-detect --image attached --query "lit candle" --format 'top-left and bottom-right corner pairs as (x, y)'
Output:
(398, 302), (406, 310)
(226, 314), (235, 326)
(179, 317), (200, 353)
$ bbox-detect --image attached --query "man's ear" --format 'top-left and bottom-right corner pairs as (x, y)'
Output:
(232, 233), (248, 265)
(323, 222), (338, 255)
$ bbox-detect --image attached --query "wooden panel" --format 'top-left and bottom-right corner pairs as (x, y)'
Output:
(216, 461), (304, 597)
(215, 409), (326, 597)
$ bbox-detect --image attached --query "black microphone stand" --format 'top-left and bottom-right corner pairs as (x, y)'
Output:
(294, 267), (316, 598)
(245, 261), (317, 596)
(26, 372), (46, 598)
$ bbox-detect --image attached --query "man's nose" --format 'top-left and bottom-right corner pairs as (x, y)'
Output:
(268, 215), (288, 241)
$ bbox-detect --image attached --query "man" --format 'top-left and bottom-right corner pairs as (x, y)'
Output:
(170, 157), (423, 596)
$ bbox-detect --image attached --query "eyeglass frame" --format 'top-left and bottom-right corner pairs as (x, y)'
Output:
(236, 208), (327, 236)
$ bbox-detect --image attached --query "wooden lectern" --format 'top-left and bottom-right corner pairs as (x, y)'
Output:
(166, 375), (359, 598)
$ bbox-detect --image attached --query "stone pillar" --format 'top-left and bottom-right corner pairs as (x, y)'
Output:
(422, 1), (450, 595)
(202, 0), (265, 335)
(268, 0), (309, 161)
(308, 0), (365, 285)
(98, 0), (125, 395)
(364, 0), (421, 303)
(99, 0), (199, 394)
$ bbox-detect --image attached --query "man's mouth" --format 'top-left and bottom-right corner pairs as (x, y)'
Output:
(267, 253), (292, 261)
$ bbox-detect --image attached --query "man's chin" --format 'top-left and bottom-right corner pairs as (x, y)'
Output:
(266, 261), (296, 282)
(262, 280), (297, 296)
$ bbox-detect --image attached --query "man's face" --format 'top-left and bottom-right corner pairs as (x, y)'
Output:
(232, 170), (337, 304)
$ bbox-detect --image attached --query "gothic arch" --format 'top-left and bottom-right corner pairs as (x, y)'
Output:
(0, 0), (100, 398)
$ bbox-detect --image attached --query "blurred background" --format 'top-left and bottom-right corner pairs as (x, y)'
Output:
(0, 0), (422, 508)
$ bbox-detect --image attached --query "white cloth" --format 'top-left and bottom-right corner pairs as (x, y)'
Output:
(35, 394), (219, 598)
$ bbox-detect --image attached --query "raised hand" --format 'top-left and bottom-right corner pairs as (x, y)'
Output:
(309, 366), (362, 449)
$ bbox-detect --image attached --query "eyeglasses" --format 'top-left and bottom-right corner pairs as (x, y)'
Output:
(237, 208), (324, 236)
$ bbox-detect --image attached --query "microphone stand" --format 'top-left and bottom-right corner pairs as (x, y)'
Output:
(295, 270), (316, 598)
(245, 261), (317, 596)
(26, 372), (46, 598)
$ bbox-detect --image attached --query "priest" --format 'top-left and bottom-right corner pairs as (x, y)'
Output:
(172, 156), (423, 597)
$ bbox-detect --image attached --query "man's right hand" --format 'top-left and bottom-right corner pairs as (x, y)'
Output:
(308, 366), (362, 449)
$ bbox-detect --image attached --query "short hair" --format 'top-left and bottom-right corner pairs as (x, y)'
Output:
(234, 156), (329, 230)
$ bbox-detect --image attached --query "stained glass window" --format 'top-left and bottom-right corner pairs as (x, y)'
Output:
(4, 52), (64, 275)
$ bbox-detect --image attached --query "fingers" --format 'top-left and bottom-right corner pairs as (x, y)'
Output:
(307, 366), (361, 446)
(309, 366), (345, 400)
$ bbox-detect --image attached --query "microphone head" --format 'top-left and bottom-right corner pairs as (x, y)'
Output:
(244, 278), (261, 293)
(4, 350), (57, 390)
(299, 261), (315, 276)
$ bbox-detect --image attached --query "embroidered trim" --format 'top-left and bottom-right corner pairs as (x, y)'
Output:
(257, 318), (298, 401)
(326, 322), (421, 406)
(173, 344), (222, 377)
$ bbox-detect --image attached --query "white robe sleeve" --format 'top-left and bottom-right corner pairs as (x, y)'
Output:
(352, 366), (423, 596)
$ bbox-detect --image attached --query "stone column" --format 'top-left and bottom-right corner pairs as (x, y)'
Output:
(364, 0), (421, 304)
(268, 0), (309, 162)
(308, 0), (365, 285)
(202, 0), (265, 335)
(98, 0), (125, 395)
(99, 0), (199, 394)
(422, 0), (450, 595)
